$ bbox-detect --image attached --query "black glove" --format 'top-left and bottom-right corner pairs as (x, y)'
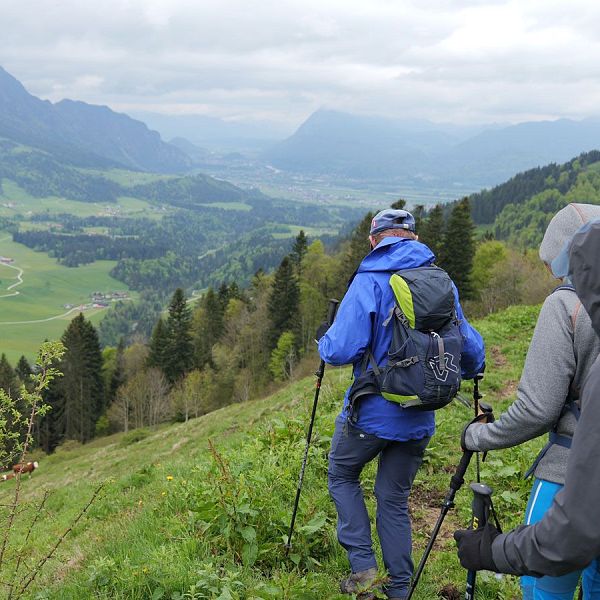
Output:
(315, 321), (330, 342)
(454, 522), (500, 572)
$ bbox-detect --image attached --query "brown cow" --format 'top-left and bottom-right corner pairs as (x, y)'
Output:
(12, 461), (38, 475)
(1, 461), (39, 481)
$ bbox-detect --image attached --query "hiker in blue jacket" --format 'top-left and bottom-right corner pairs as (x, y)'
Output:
(318, 208), (485, 600)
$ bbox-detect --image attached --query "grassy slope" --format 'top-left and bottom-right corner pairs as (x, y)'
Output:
(0, 235), (134, 362)
(0, 179), (168, 220)
(1, 305), (542, 599)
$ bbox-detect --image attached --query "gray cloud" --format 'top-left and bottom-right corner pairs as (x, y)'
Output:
(2, 0), (600, 128)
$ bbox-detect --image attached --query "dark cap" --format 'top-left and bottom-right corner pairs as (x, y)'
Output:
(370, 209), (416, 235)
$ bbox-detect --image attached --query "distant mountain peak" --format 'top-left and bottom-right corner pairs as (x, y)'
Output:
(0, 65), (191, 173)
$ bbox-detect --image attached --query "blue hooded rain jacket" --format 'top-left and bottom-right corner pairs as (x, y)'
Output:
(318, 237), (485, 441)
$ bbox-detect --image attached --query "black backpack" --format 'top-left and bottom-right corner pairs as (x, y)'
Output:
(348, 265), (463, 418)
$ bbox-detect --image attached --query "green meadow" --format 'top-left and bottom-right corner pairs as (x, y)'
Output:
(0, 234), (133, 362)
(0, 180), (169, 220)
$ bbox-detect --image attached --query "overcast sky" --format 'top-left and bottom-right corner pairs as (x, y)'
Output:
(2, 0), (600, 130)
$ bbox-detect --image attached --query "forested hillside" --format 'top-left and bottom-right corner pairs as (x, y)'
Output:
(464, 150), (600, 246)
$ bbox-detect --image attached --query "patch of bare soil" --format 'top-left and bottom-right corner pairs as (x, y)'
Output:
(499, 380), (518, 399)
(409, 487), (461, 551)
(490, 346), (508, 368)
(438, 583), (461, 599)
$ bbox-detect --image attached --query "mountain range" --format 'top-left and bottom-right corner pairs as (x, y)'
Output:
(264, 110), (600, 188)
(0, 66), (190, 173)
(4, 64), (600, 193)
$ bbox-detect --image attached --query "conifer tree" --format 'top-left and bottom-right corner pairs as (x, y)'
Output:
(38, 377), (63, 453)
(413, 204), (426, 234)
(0, 353), (22, 459)
(109, 338), (126, 403)
(58, 314), (105, 443)
(391, 198), (407, 210)
(336, 211), (374, 294)
(440, 197), (476, 299)
(420, 204), (446, 261)
(15, 355), (32, 385)
(148, 318), (169, 370)
(0, 353), (18, 399)
(164, 288), (193, 382)
(192, 287), (224, 368)
(267, 256), (300, 351)
(291, 230), (308, 274)
(217, 282), (232, 312)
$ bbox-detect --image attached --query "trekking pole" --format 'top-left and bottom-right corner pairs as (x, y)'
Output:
(473, 374), (484, 483)
(464, 483), (497, 600)
(406, 447), (474, 600)
(284, 298), (339, 556)
(406, 400), (494, 600)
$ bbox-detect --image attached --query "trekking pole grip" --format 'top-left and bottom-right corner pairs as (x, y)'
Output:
(326, 298), (340, 326)
(470, 483), (493, 529)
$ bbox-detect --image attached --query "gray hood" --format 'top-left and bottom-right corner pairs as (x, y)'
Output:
(569, 221), (600, 335)
(540, 203), (600, 276)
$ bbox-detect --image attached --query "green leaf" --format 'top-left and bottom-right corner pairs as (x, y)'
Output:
(151, 588), (165, 600)
(298, 513), (326, 535)
(242, 542), (258, 566)
(240, 525), (257, 543)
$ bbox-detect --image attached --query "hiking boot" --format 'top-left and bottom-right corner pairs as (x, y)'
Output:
(339, 567), (378, 595)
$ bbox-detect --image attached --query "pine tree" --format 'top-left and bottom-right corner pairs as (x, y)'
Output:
(267, 256), (300, 351)
(15, 355), (32, 385)
(0, 353), (23, 460)
(291, 230), (308, 274)
(192, 287), (224, 368)
(440, 197), (476, 299)
(164, 288), (193, 382)
(420, 204), (446, 261)
(0, 353), (18, 399)
(38, 377), (63, 453)
(148, 318), (169, 370)
(59, 314), (105, 443)
(336, 211), (374, 294)
(391, 198), (407, 210)
(109, 338), (126, 403)
(413, 204), (426, 234)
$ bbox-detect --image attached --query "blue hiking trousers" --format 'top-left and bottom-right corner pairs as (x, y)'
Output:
(522, 478), (600, 600)
(328, 414), (430, 599)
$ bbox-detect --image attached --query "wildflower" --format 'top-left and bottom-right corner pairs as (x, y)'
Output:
(162, 491), (167, 496)
(166, 475), (173, 481)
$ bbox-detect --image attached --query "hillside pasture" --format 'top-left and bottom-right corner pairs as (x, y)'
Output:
(0, 180), (169, 220)
(0, 305), (546, 599)
(0, 235), (133, 361)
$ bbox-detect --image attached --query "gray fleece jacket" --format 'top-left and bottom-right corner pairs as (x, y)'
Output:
(465, 202), (600, 484)
(464, 290), (599, 483)
(491, 220), (600, 576)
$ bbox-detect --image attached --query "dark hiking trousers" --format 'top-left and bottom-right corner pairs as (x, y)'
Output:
(328, 415), (430, 599)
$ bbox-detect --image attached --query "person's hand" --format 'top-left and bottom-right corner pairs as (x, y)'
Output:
(460, 413), (489, 451)
(454, 522), (500, 572)
(315, 321), (330, 342)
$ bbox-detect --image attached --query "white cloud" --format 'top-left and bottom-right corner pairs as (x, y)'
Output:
(1, 0), (600, 127)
